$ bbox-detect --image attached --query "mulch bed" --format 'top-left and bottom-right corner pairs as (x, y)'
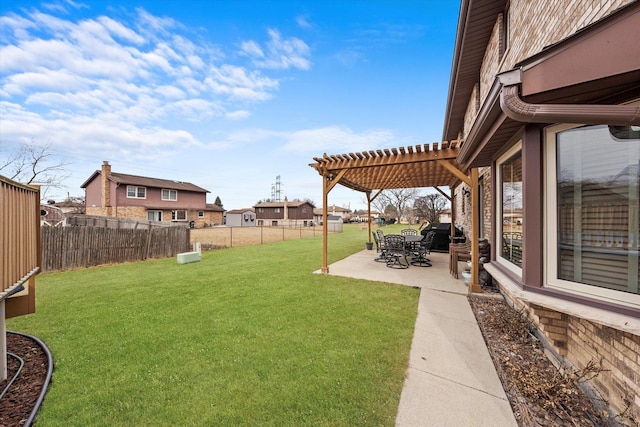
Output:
(0, 332), (49, 427)
(469, 294), (632, 427)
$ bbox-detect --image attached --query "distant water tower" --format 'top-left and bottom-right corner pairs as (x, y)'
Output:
(271, 175), (283, 202)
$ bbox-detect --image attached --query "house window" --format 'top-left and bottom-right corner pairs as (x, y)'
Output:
(497, 142), (523, 272)
(127, 186), (146, 199)
(274, 208), (281, 213)
(162, 189), (177, 201)
(172, 210), (187, 221)
(545, 124), (639, 306)
(198, 211), (204, 218)
(147, 210), (162, 222)
(500, 2), (510, 59)
(258, 208), (264, 213)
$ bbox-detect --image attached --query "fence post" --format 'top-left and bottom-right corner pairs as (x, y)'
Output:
(144, 222), (153, 260)
(230, 226), (233, 248)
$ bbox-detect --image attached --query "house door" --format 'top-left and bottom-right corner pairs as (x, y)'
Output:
(147, 210), (162, 222)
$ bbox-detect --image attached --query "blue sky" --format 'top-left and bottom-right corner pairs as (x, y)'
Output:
(0, 0), (459, 211)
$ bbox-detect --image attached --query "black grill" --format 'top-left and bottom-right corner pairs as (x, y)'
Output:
(420, 223), (465, 252)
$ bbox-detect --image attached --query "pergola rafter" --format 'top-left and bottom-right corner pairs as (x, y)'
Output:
(309, 140), (482, 293)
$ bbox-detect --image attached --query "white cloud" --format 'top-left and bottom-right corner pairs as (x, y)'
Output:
(225, 110), (251, 120)
(282, 126), (396, 153)
(204, 64), (278, 102)
(0, 5), (314, 170)
(240, 29), (311, 70)
(240, 40), (264, 58)
(295, 15), (312, 30)
(155, 85), (186, 100)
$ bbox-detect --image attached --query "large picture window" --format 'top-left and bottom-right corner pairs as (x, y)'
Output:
(546, 124), (639, 305)
(497, 143), (523, 272)
(172, 210), (187, 221)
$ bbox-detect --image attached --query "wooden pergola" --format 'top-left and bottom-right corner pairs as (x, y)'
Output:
(309, 140), (482, 293)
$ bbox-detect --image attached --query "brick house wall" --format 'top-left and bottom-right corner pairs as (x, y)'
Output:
(455, 0), (639, 417)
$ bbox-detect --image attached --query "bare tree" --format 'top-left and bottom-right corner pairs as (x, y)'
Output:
(0, 140), (70, 198)
(414, 193), (448, 224)
(371, 188), (420, 223)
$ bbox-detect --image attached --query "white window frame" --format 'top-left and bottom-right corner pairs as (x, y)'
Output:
(198, 211), (204, 218)
(495, 141), (523, 277)
(147, 210), (162, 222)
(162, 189), (178, 201)
(172, 210), (187, 221)
(544, 123), (640, 309)
(127, 185), (146, 199)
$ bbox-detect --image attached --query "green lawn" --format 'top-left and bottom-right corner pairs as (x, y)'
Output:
(8, 224), (419, 426)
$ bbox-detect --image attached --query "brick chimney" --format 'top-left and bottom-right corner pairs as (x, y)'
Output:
(283, 196), (288, 220)
(101, 161), (111, 207)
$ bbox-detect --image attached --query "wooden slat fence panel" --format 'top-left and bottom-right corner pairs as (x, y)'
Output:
(41, 226), (189, 272)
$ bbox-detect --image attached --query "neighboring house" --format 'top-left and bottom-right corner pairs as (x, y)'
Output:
(313, 205), (357, 223)
(225, 208), (256, 227)
(438, 209), (452, 224)
(254, 197), (315, 226)
(444, 0), (639, 416)
(326, 205), (351, 221)
(81, 161), (224, 227)
(40, 204), (65, 227)
(53, 199), (85, 214)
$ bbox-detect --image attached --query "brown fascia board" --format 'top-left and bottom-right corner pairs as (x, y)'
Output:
(109, 172), (209, 193)
(442, 0), (508, 141)
(79, 170), (100, 189)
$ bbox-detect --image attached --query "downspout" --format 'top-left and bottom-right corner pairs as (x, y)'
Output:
(498, 69), (640, 126)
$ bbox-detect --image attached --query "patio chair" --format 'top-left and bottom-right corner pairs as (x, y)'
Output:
(374, 230), (389, 262)
(410, 231), (435, 267)
(384, 234), (409, 269)
(401, 229), (419, 252)
(401, 229), (418, 236)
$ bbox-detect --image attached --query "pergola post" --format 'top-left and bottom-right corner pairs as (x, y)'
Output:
(366, 191), (372, 244)
(322, 171), (329, 273)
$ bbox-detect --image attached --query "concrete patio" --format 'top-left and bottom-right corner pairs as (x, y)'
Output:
(321, 249), (517, 426)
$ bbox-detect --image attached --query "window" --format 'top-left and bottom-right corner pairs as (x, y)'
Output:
(147, 210), (162, 222)
(162, 189), (177, 201)
(198, 211), (204, 218)
(127, 186), (146, 199)
(500, 2), (510, 59)
(545, 124), (639, 306)
(172, 210), (187, 221)
(497, 143), (523, 272)
(274, 208), (281, 213)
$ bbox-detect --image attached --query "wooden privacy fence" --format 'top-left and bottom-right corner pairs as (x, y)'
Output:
(190, 225), (326, 249)
(41, 225), (189, 272)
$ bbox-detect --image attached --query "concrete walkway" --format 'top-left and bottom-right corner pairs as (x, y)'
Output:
(323, 250), (517, 427)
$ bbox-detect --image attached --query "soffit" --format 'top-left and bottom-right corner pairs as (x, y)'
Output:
(309, 141), (466, 193)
